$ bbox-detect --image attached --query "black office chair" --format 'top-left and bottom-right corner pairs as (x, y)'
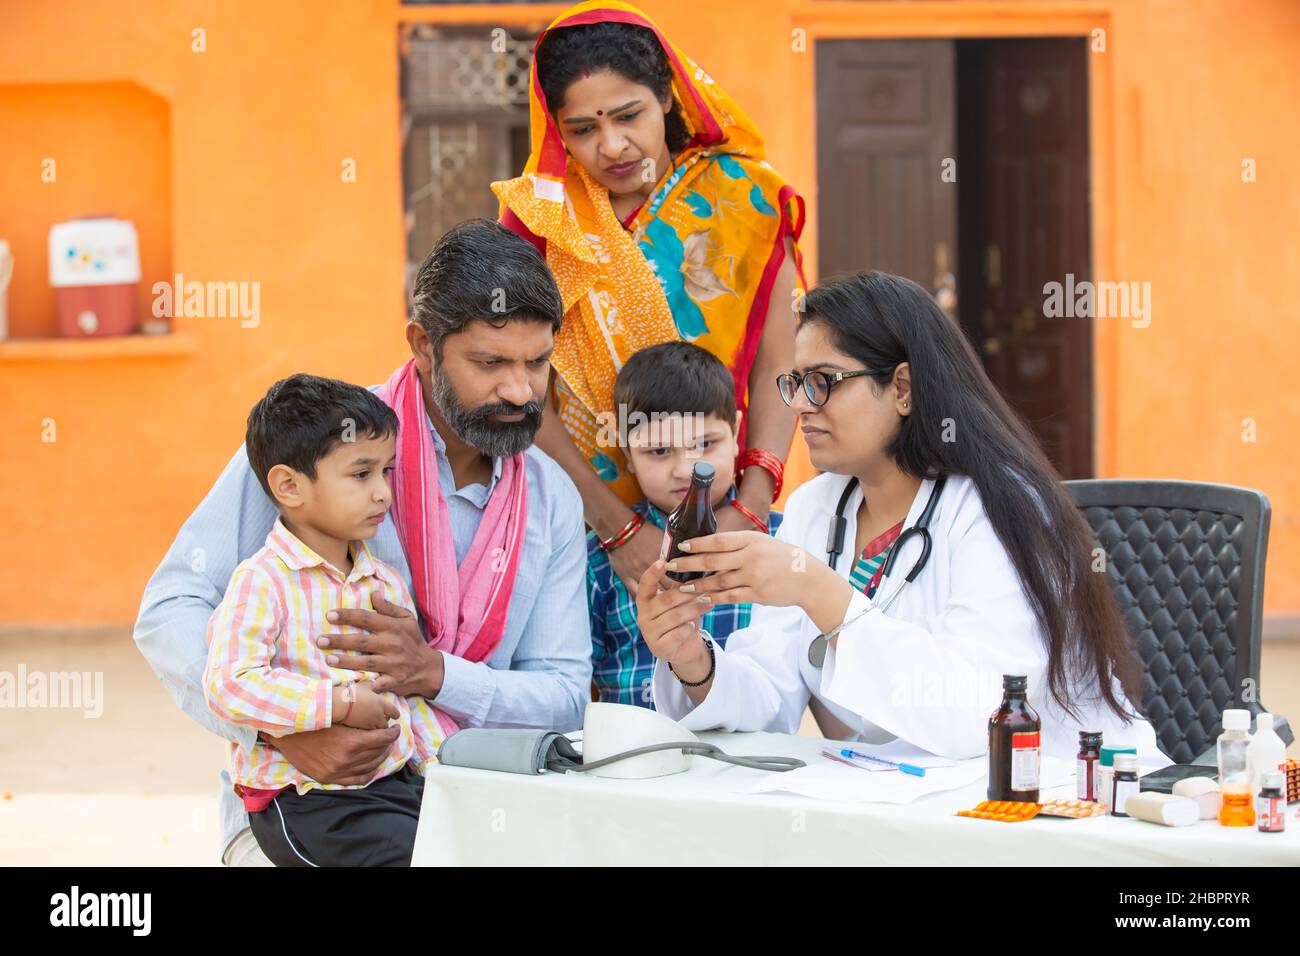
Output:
(1064, 479), (1292, 764)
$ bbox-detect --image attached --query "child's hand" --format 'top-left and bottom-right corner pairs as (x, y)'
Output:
(333, 682), (399, 730)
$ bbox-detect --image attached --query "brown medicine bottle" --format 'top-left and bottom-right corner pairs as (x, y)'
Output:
(661, 461), (718, 584)
(1077, 731), (1103, 801)
(988, 674), (1042, 802)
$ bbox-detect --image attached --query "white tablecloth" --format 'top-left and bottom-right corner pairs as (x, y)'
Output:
(413, 731), (1300, 866)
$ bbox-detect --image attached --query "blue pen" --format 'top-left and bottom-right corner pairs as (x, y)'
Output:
(840, 748), (927, 777)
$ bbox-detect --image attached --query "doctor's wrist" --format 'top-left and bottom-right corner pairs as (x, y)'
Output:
(669, 633), (715, 686)
(802, 562), (855, 635)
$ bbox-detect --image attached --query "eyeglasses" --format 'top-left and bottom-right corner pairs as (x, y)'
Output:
(776, 368), (876, 407)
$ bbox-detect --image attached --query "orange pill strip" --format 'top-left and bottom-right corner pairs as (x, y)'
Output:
(956, 800), (1040, 822)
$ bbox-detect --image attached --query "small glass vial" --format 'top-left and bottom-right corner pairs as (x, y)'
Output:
(1097, 745), (1135, 810)
(1077, 731), (1103, 801)
(1110, 753), (1140, 817)
(1256, 771), (1286, 833)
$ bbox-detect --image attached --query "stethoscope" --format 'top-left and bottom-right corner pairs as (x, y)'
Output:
(807, 474), (947, 667)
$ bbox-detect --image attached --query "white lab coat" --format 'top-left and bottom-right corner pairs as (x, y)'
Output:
(653, 472), (1169, 765)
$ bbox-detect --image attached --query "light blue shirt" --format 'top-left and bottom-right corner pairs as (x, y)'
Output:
(134, 405), (591, 859)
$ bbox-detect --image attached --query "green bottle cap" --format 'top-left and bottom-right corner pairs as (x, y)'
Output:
(1099, 744), (1138, 766)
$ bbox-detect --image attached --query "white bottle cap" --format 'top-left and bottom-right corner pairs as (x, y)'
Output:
(1222, 709), (1250, 731)
(1263, 771), (1284, 790)
(1114, 753), (1139, 772)
(1255, 712), (1273, 732)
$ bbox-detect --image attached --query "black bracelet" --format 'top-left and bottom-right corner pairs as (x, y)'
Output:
(669, 634), (716, 687)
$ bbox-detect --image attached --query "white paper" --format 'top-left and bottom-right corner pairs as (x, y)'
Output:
(749, 754), (1077, 805)
(750, 760), (986, 804)
(823, 740), (959, 772)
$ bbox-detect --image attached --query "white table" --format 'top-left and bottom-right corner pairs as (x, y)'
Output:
(413, 731), (1300, 866)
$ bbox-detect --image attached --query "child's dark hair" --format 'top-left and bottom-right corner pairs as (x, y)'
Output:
(245, 374), (399, 499)
(535, 21), (692, 154)
(614, 342), (736, 439)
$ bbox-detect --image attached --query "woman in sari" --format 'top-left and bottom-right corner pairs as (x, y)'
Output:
(494, 0), (807, 591)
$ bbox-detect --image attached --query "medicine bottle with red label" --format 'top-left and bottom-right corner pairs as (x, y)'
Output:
(988, 674), (1041, 802)
(1256, 772), (1286, 833)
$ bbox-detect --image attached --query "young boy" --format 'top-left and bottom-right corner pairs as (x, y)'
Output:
(587, 342), (782, 709)
(204, 373), (449, 867)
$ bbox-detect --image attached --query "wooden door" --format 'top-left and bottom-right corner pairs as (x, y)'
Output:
(815, 40), (957, 301)
(971, 39), (1093, 477)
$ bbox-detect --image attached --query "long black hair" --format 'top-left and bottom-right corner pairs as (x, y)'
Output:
(803, 271), (1145, 722)
(535, 21), (692, 154)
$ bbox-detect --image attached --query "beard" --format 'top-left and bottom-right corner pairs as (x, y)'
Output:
(429, 366), (543, 459)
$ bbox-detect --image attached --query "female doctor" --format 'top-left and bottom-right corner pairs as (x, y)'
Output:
(635, 271), (1165, 762)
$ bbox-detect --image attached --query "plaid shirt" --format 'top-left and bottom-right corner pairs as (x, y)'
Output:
(587, 492), (783, 709)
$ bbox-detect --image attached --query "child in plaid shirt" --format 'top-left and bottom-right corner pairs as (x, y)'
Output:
(587, 343), (782, 708)
(204, 374), (449, 867)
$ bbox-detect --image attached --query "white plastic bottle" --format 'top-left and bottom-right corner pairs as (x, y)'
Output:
(1247, 712), (1286, 798)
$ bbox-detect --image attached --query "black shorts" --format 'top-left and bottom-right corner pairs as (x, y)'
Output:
(248, 764), (425, 867)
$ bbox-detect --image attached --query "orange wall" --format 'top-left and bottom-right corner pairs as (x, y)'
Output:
(1, 0), (1297, 625)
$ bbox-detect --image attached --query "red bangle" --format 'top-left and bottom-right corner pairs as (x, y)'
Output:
(600, 513), (646, 553)
(730, 499), (768, 534)
(737, 447), (784, 503)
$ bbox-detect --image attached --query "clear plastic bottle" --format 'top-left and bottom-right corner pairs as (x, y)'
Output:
(1217, 708), (1255, 827)
(1247, 712), (1286, 799)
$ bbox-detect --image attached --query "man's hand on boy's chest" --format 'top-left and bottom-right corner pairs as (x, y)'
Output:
(316, 590), (444, 700)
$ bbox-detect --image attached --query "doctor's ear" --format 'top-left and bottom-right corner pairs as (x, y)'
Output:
(893, 363), (912, 415)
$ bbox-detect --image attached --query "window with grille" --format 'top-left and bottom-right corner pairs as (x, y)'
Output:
(400, 25), (537, 292)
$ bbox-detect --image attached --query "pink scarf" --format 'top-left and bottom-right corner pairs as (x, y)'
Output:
(376, 359), (530, 738)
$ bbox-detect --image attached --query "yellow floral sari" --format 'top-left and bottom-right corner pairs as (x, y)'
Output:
(493, 0), (806, 505)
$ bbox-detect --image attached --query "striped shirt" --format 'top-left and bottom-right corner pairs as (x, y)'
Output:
(587, 493), (783, 708)
(848, 521), (905, 598)
(204, 518), (446, 800)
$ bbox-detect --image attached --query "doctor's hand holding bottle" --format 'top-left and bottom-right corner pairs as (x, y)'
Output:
(634, 533), (855, 702)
